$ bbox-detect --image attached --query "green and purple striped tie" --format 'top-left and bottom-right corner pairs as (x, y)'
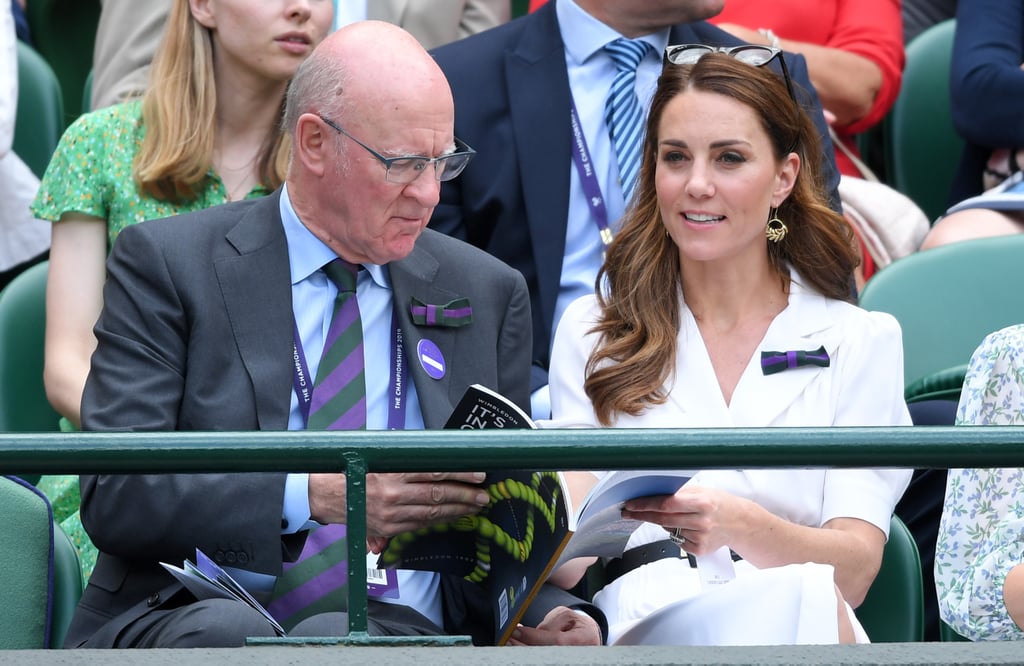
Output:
(268, 259), (366, 631)
(308, 259), (366, 431)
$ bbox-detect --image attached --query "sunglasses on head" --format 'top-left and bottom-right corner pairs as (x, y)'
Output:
(663, 44), (796, 102)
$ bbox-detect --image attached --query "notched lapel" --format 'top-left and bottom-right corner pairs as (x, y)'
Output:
(390, 244), (464, 429)
(216, 199), (293, 430)
(506, 9), (573, 335)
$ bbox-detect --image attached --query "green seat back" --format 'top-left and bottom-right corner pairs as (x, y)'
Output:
(0, 261), (61, 433)
(13, 41), (64, 179)
(50, 517), (83, 648)
(855, 515), (925, 642)
(25, 0), (101, 124)
(884, 19), (962, 223)
(0, 476), (82, 649)
(939, 619), (971, 642)
(858, 235), (1024, 389)
(904, 364), (968, 404)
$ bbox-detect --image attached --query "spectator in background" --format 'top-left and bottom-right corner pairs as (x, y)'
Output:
(918, 0), (1024, 251)
(91, 0), (508, 110)
(428, 0), (841, 420)
(0, 0), (49, 293)
(903, 0), (956, 44)
(708, 0), (904, 180)
(935, 324), (1024, 640)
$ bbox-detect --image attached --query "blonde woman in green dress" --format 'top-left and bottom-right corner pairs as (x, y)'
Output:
(31, 0), (333, 580)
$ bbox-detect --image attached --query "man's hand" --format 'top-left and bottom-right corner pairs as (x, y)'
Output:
(309, 471), (490, 536)
(505, 606), (603, 646)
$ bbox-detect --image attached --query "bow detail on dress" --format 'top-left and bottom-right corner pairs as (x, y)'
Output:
(760, 346), (830, 376)
(410, 297), (473, 327)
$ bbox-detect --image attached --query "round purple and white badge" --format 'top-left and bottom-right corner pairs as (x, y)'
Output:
(417, 339), (446, 380)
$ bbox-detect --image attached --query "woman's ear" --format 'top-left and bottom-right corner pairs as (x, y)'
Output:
(189, 0), (216, 29)
(772, 152), (800, 205)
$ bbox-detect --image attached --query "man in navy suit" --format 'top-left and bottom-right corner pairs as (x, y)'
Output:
(429, 0), (841, 418)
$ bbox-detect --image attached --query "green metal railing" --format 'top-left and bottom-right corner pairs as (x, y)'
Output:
(3, 426), (1024, 643)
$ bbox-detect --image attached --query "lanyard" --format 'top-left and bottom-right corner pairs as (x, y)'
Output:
(292, 305), (408, 430)
(569, 95), (614, 249)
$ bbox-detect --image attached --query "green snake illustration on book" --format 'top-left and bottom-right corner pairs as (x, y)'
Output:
(377, 471), (566, 584)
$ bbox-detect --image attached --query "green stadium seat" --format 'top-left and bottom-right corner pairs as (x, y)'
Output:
(14, 41), (64, 180)
(24, 0), (101, 125)
(0, 475), (83, 649)
(854, 515), (925, 642)
(884, 19), (962, 223)
(0, 261), (61, 433)
(858, 235), (1024, 391)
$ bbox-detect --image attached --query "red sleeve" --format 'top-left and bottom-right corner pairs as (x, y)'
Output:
(710, 0), (904, 135)
(828, 0), (904, 134)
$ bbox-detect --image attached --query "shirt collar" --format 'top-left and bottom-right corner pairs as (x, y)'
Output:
(279, 184), (390, 289)
(557, 0), (670, 67)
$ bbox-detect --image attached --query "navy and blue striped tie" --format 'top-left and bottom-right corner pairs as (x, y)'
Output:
(604, 38), (651, 202)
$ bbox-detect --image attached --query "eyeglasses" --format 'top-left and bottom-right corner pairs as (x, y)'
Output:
(318, 115), (476, 184)
(663, 44), (796, 102)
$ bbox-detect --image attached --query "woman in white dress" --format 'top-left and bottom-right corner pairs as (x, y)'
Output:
(547, 48), (912, 646)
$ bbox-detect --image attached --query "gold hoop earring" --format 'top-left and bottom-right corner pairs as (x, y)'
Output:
(765, 207), (787, 243)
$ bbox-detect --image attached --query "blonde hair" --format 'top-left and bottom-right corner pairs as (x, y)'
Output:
(133, 0), (289, 202)
(585, 54), (858, 425)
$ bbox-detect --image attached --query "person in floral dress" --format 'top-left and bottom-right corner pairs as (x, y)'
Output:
(935, 323), (1024, 640)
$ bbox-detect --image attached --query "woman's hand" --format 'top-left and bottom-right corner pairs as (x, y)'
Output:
(622, 485), (758, 556)
(622, 484), (886, 606)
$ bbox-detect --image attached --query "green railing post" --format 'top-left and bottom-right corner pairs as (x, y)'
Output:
(344, 452), (369, 637)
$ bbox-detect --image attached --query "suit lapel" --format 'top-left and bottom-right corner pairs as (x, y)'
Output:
(505, 4), (573, 342)
(215, 192), (294, 431)
(389, 243), (464, 429)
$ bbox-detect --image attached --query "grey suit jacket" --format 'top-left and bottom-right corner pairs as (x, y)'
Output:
(67, 189), (534, 646)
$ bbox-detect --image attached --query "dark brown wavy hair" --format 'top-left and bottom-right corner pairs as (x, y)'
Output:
(585, 53), (857, 425)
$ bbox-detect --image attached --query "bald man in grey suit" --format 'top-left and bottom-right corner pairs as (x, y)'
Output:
(69, 21), (602, 649)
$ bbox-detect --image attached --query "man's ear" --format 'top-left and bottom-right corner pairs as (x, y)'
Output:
(189, 0), (216, 29)
(294, 114), (329, 177)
